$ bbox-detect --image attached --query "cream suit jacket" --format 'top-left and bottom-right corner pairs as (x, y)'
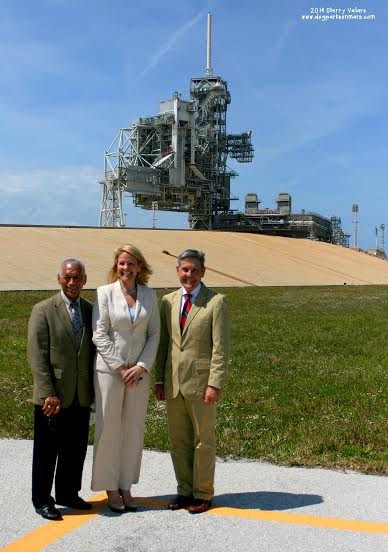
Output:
(27, 293), (94, 408)
(154, 284), (229, 400)
(92, 281), (160, 373)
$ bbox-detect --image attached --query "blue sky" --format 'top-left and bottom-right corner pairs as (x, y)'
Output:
(0, 0), (387, 248)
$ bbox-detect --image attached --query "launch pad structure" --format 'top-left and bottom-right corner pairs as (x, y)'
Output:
(99, 13), (348, 246)
(99, 12), (253, 231)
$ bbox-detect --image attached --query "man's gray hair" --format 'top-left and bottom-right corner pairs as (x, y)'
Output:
(59, 258), (86, 275)
(177, 249), (205, 269)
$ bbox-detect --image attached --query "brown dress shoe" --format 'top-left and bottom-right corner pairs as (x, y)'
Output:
(168, 495), (193, 510)
(188, 499), (212, 514)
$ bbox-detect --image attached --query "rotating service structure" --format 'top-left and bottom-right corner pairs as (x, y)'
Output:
(98, 12), (348, 246)
(99, 13), (253, 229)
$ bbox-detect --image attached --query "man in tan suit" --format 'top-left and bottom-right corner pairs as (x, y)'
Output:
(28, 259), (94, 520)
(155, 249), (229, 514)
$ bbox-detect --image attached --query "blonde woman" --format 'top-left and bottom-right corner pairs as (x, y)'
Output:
(91, 245), (160, 512)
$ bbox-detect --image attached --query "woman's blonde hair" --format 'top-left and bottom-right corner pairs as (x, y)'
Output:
(108, 244), (152, 285)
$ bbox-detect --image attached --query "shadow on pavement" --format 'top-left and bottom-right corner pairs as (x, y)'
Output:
(85, 492), (324, 515)
(59, 497), (108, 516)
(213, 491), (324, 511)
(97, 496), (170, 516)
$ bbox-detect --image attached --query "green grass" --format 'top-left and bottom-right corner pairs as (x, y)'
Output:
(1, 287), (387, 473)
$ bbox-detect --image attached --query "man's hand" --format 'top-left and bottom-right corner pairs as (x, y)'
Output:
(121, 365), (145, 388)
(155, 383), (165, 401)
(42, 396), (61, 416)
(204, 385), (220, 405)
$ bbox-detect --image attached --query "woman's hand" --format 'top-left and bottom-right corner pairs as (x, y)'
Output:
(121, 365), (145, 388)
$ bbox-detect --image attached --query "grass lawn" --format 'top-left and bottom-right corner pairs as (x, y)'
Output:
(0, 286), (387, 473)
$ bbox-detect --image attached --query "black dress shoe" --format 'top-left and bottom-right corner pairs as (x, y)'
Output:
(188, 498), (212, 514)
(35, 504), (62, 520)
(56, 496), (92, 510)
(167, 495), (193, 510)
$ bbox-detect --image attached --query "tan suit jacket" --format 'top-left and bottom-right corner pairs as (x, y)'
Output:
(154, 284), (229, 399)
(27, 293), (94, 408)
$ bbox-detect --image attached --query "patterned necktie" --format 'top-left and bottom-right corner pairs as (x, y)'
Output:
(69, 300), (82, 347)
(180, 293), (192, 333)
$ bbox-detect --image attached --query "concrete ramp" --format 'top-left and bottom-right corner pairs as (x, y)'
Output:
(1, 226), (388, 290)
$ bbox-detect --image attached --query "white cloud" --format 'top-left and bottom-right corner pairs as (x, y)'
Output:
(139, 10), (204, 79)
(0, 166), (101, 225)
(0, 165), (189, 229)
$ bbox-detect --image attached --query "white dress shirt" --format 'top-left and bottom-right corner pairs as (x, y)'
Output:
(179, 282), (202, 317)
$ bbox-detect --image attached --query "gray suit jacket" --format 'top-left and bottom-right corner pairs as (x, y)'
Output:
(154, 284), (230, 400)
(27, 292), (94, 408)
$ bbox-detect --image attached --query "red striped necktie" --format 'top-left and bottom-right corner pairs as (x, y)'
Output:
(180, 293), (192, 333)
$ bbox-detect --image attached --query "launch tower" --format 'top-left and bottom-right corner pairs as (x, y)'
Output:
(99, 12), (253, 229)
(98, 13), (348, 245)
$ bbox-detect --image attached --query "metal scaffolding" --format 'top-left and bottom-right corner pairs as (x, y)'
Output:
(98, 12), (348, 247)
(99, 13), (254, 229)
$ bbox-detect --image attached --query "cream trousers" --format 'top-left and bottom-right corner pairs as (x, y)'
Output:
(91, 370), (150, 491)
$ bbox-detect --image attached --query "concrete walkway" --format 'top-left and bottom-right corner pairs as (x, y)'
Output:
(1, 439), (387, 551)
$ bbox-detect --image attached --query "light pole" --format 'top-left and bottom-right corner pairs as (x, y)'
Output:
(151, 201), (158, 229)
(352, 204), (359, 247)
(380, 223), (385, 252)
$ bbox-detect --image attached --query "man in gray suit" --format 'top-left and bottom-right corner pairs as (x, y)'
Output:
(28, 259), (94, 520)
(155, 249), (229, 514)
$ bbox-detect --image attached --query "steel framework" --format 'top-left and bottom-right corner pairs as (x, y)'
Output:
(99, 13), (254, 228)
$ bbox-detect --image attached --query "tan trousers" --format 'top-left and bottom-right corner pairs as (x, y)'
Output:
(166, 391), (216, 500)
(91, 370), (150, 491)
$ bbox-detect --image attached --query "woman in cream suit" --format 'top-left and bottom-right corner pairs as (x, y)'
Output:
(91, 244), (160, 512)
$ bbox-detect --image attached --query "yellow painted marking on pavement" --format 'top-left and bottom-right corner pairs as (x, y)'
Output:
(206, 506), (388, 535)
(1, 493), (107, 552)
(2, 496), (388, 552)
